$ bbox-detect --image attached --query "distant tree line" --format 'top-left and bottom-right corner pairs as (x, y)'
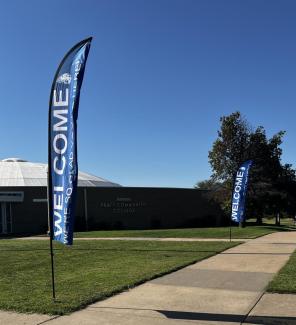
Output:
(196, 111), (296, 225)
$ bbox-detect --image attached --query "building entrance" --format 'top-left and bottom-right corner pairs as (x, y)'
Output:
(0, 203), (12, 234)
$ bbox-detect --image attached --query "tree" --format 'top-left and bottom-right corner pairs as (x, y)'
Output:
(200, 111), (296, 224)
(208, 111), (250, 181)
(195, 179), (232, 224)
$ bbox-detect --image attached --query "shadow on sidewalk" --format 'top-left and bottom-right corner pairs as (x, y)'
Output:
(91, 307), (296, 324)
(158, 310), (243, 322)
(158, 310), (296, 324)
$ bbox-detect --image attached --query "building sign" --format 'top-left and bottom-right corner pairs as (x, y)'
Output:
(100, 197), (147, 214)
(0, 192), (24, 202)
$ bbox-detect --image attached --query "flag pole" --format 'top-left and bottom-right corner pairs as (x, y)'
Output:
(49, 234), (56, 300)
(229, 166), (240, 242)
(47, 171), (56, 301)
(229, 213), (232, 242)
(229, 172), (236, 243)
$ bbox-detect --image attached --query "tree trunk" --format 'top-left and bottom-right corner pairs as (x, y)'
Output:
(275, 213), (281, 226)
(256, 216), (262, 225)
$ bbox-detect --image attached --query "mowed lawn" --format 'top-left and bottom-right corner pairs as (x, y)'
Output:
(267, 248), (296, 293)
(75, 223), (292, 239)
(0, 239), (237, 315)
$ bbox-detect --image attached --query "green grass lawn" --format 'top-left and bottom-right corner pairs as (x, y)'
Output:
(75, 222), (293, 239)
(267, 249), (296, 293)
(0, 239), (237, 315)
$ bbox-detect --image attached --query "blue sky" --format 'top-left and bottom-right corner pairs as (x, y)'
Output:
(0, 0), (295, 188)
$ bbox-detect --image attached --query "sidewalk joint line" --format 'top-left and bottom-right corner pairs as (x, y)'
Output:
(37, 315), (60, 324)
(240, 291), (265, 325)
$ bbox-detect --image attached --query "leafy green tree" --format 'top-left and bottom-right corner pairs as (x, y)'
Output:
(208, 111), (249, 181)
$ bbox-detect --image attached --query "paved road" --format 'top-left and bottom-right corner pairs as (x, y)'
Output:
(1, 232), (296, 325)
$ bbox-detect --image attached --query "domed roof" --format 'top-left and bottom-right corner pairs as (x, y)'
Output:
(0, 158), (121, 187)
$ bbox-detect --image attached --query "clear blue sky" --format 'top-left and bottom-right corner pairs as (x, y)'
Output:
(0, 0), (295, 188)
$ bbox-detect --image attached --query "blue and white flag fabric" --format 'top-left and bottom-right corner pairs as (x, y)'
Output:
(48, 38), (92, 245)
(231, 160), (253, 223)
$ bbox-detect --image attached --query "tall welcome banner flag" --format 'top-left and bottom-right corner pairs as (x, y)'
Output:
(231, 160), (253, 223)
(48, 38), (92, 245)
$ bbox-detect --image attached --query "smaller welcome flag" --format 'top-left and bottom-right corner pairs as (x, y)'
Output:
(231, 160), (253, 223)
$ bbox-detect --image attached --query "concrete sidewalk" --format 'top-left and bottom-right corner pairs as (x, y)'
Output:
(2, 232), (296, 325)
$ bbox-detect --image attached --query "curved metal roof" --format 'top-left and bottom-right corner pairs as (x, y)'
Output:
(0, 158), (121, 187)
